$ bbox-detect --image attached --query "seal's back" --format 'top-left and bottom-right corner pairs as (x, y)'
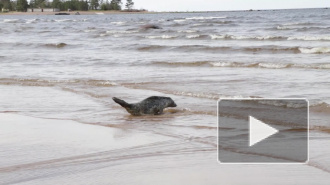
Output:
(113, 96), (177, 116)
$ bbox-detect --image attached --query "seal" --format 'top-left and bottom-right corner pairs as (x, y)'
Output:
(113, 96), (177, 116)
(140, 24), (161, 30)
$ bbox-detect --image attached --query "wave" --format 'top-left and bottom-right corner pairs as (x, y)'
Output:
(53, 19), (88, 23)
(2, 19), (23, 23)
(141, 33), (330, 41)
(1, 42), (75, 49)
(111, 21), (126, 25)
(185, 16), (227, 20)
(136, 44), (330, 55)
(255, 100), (308, 108)
(144, 35), (178, 39)
(276, 26), (291, 30)
(186, 34), (208, 39)
(44, 43), (68, 48)
(299, 47), (330, 54)
(210, 34), (287, 40)
(177, 30), (198, 33)
(173, 19), (186, 23)
(310, 102), (330, 114)
(0, 78), (118, 87)
(311, 126), (330, 134)
(152, 61), (330, 69)
(137, 45), (167, 51)
(210, 34), (330, 41)
(125, 82), (330, 116)
(191, 23), (215, 27)
(106, 30), (139, 34)
(282, 22), (316, 26)
(25, 19), (39, 24)
(54, 19), (72, 23)
(275, 26), (330, 31)
(136, 44), (303, 54)
(288, 36), (330, 41)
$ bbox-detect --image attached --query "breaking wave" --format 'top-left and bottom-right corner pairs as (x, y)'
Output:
(144, 35), (178, 39)
(185, 16), (227, 20)
(152, 61), (330, 69)
(299, 47), (330, 54)
(136, 44), (303, 54)
(0, 78), (118, 87)
(106, 30), (139, 34)
(210, 34), (286, 40)
(275, 26), (330, 31)
(2, 19), (23, 23)
(44, 43), (68, 48)
(288, 36), (330, 41)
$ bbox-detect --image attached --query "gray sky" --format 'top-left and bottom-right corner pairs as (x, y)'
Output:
(132, 0), (330, 12)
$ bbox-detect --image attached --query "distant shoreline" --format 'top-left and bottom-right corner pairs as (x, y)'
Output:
(0, 10), (152, 16)
(0, 7), (328, 16)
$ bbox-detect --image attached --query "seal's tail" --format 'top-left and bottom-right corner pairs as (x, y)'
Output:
(112, 97), (131, 108)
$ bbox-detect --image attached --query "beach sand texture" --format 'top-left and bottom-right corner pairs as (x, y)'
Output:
(0, 113), (330, 185)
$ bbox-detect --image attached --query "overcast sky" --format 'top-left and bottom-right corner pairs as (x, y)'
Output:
(132, 0), (330, 12)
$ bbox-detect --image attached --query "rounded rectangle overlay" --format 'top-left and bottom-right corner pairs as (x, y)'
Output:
(217, 98), (309, 164)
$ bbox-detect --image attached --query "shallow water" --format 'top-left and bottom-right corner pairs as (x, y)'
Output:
(0, 8), (330, 183)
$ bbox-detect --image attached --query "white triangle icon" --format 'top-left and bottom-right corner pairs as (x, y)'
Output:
(249, 116), (278, 147)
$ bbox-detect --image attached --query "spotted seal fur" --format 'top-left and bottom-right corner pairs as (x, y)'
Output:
(113, 96), (177, 116)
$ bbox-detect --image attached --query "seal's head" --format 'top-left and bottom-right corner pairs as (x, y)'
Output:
(165, 97), (177, 107)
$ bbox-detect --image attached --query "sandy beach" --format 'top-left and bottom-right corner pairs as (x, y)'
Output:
(0, 113), (329, 184)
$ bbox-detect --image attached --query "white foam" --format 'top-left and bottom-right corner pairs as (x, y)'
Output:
(299, 47), (330, 54)
(186, 16), (226, 20)
(173, 91), (243, 99)
(276, 26), (291, 30)
(25, 19), (38, 24)
(84, 29), (97, 33)
(3, 19), (21, 23)
(288, 36), (330, 41)
(283, 22), (302, 26)
(257, 100), (307, 108)
(55, 19), (72, 22)
(174, 19), (186, 22)
(178, 30), (197, 33)
(145, 35), (177, 39)
(111, 21), (126, 25)
(210, 62), (238, 67)
(95, 81), (117, 86)
(258, 63), (289, 69)
(210, 34), (227, 39)
(106, 30), (138, 34)
(192, 23), (203, 27)
(186, 35), (201, 39)
(316, 64), (330, 69)
(211, 34), (286, 40)
(210, 34), (253, 40)
(255, 36), (283, 40)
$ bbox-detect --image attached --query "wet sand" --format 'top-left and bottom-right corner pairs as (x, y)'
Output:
(1, 113), (329, 184)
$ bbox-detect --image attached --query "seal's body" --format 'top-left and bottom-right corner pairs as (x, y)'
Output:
(113, 96), (177, 116)
(140, 24), (161, 30)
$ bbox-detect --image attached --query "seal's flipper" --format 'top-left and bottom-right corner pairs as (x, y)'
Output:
(113, 97), (131, 109)
(153, 107), (163, 115)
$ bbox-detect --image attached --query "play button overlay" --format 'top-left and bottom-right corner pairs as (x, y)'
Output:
(218, 98), (308, 164)
(249, 116), (278, 147)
